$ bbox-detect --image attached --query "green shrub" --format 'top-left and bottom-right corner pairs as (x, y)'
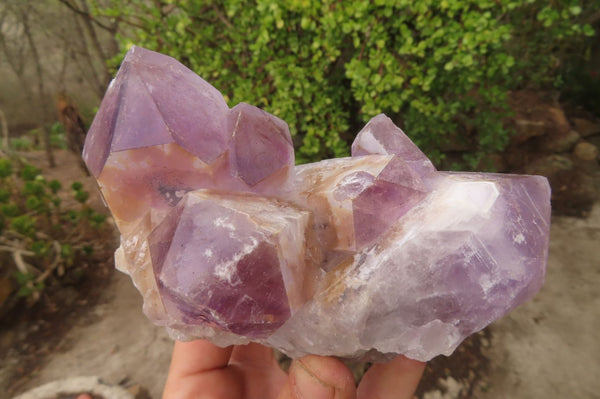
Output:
(10, 137), (34, 152)
(20, 164), (41, 181)
(95, 0), (595, 168)
(50, 122), (68, 150)
(0, 156), (110, 308)
(12, 123), (67, 153)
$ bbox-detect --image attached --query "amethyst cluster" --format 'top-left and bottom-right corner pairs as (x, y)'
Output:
(83, 46), (551, 362)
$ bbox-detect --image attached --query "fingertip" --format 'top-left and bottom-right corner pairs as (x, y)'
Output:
(230, 342), (277, 365)
(287, 355), (356, 399)
(385, 354), (426, 373)
(357, 355), (425, 399)
(172, 340), (233, 374)
(163, 340), (236, 399)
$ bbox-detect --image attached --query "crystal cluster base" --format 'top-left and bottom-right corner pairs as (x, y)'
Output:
(84, 46), (551, 362)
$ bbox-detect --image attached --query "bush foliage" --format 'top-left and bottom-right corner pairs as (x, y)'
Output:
(95, 0), (595, 168)
(0, 156), (109, 312)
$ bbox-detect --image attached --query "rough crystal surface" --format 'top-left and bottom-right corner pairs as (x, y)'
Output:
(294, 155), (427, 252)
(352, 114), (437, 177)
(227, 103), (294, 189)
(148, 190), (321, 338)
(85, 46), (552, 362)
(83, 47), (293, 233)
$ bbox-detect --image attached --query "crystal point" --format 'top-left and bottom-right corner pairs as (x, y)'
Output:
(84, 47), (551, 362)
(148, 190), (321, 338)
(126, 46), (231, 163)
(352, 114), (436, 176)
(295, 155), (427, 251)
(228, 102), (294, 189)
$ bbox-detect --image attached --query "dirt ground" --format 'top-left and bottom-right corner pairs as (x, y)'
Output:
(1, 151), (599, 399)
(3, 272), (174, 398)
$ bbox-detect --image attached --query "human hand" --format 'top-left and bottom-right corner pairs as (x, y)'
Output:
(163, 340), (425, 399)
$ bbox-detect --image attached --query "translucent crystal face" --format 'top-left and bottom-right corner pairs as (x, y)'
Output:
(83, 47), (231, 178)
(351, 114), (436, 177)
(85, 46), (552, 362)
(83, 47), (294, 232)
(147, 191), (321, 338)
(295, 155), (428, 251)
(228, 103), (294, 188)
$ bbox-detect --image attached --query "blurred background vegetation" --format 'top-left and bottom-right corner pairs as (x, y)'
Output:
(1, 0), (598, 167)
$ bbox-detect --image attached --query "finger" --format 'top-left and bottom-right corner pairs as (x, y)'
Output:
(357, 355), (425, 399)
(229, 343), (288, 398)
(277, 355), (356, 399)
(169, 340), (233, 376)
(230, 342), (279, 366)
(163, 340), (237, 399)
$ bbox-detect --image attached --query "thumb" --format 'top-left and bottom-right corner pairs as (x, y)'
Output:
(277, 355), (356, 399)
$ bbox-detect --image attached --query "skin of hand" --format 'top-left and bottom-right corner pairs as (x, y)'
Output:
(163, 340), (425, 399)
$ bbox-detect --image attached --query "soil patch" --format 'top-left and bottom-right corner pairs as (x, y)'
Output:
(0, 259), (113, 397)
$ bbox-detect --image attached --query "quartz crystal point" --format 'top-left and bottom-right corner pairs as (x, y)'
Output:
(84, 46), (552, 362)
(294, 155), (427, 252)
(82, 46), (294, 232)
(148, 190), (322, 338)
(352, 114), (437, 177)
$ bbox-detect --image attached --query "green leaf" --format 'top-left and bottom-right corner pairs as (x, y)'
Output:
(89, 212), (107, 227)
(74, 190), (90, 204)
(505, 55), (515, 68)
(83, 245), (94, 255)
(17, 286), (33, 298)
(25, 196), (42, 210)
(11, 215), (36, 236)
(20, 164), (41, 181)
(61, 244), (73, 259)
(0, 158), (13, 178)
(31, 241), (50, 257)
(569, 6), (582, 16)
(14, 271), (33, 285)
(1, 203), (19, 217)
(583, 24), (595, 37)
(0, 188), (10, 203)
(23, 181), (46, 197)
(48, 180), (62, 194)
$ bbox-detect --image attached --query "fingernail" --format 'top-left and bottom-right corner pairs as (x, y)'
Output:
(291, 359), (336, 399)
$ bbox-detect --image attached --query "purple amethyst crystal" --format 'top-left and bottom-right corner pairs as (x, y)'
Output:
(352, 114), (437, 177)
(148, 190), (321, 337)
(227, 103), (294, 188)
(83, 46), (230, 178)
(85, 46), (551, 362)
(294, 155), (427, 251)
(83, 47), (294, 232)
